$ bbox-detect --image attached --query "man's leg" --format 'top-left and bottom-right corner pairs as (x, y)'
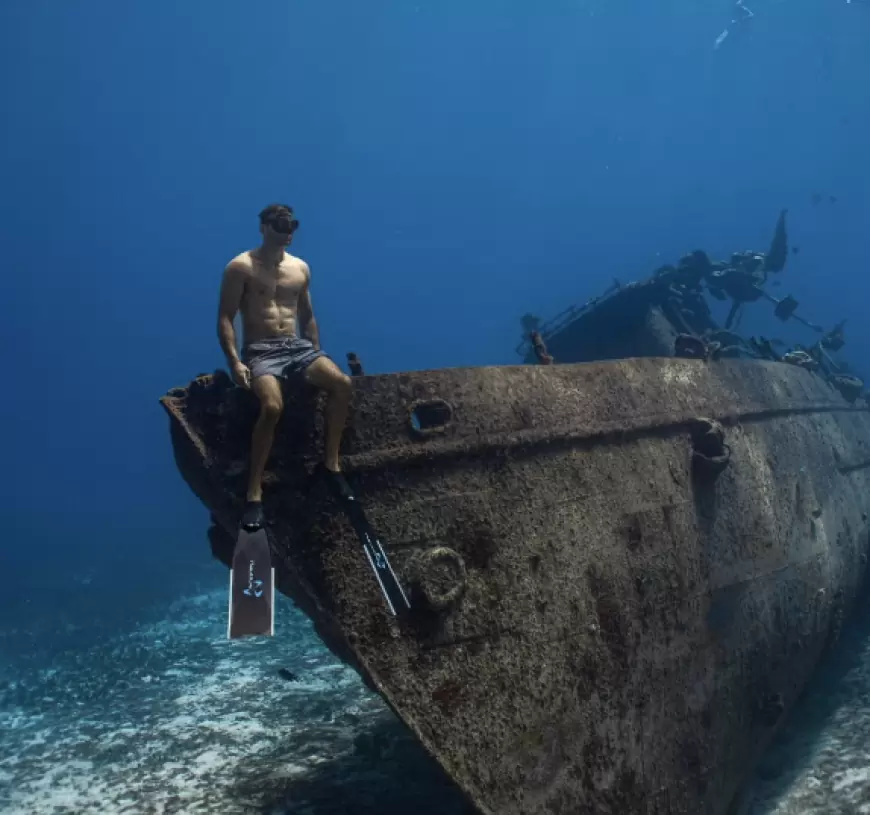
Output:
(303, 356), (353, 472)
(244, 375), (284, 526)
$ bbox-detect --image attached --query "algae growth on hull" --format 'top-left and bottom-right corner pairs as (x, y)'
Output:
(161, 353), (870, 815)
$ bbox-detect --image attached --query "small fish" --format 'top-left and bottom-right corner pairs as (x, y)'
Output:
(277, 668), (300, 682)
(792, 246), (800, 254)
(811, 193), (823, 206)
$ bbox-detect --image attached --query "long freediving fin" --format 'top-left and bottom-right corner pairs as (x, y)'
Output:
(343, 495), (411, 616)
(321, 469), (410, 616)
(228, 526), (275, 639)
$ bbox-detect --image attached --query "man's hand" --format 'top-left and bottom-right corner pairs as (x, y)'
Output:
(231, 361), (252, 389)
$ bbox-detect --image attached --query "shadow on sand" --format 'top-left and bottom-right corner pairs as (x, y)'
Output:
(224, 716), (478, 815)
(743, 584), (870, 811)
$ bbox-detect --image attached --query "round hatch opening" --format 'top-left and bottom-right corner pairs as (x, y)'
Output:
(409, 399), (453, 437)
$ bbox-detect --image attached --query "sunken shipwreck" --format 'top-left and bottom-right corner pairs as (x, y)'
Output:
(160, 211), (870, 815)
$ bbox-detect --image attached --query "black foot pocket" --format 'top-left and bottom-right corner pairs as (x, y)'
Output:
(241, 501), (265, 531)
(315, 463), (356, 503)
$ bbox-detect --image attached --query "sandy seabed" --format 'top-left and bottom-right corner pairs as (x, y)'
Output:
(0, 586), (466, 815)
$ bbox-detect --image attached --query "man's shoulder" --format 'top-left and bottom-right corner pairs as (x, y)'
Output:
(284, 253), (311, 277)
(225, 251), (255, 274)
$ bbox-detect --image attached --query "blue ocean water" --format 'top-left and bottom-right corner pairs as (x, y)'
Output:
(2, 1), (870, 813)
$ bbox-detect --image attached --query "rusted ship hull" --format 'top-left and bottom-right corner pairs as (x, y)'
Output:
(161, 357), (870, 815)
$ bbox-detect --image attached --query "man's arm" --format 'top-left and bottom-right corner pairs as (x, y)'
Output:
(297, 263), (320, 349)
(217, 261), (246, 369)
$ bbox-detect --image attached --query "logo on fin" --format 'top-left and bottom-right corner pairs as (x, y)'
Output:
(244, 560), (264, 598)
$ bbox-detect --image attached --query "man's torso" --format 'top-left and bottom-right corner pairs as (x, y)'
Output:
(234, 250), (308, 345)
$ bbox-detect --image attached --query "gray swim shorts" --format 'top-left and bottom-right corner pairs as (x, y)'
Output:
(241, 336), (326, 381)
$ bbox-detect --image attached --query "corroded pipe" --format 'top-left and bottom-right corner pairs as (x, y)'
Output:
(530, 331), (554, 365)
(347, 352), (364, 376)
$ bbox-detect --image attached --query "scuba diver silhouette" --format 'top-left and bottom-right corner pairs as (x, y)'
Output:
(714, 0), (755, 49)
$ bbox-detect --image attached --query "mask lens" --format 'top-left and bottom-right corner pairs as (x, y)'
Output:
(271, 217), (298, 235)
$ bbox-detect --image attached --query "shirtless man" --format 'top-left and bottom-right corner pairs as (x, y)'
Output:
(217, 203), (353, 530)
